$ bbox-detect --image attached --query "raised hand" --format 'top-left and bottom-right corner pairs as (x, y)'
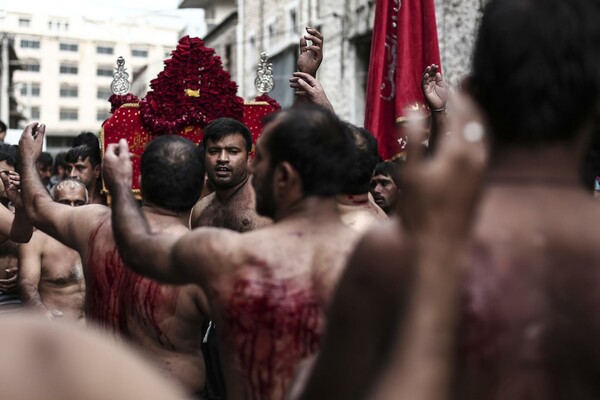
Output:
(401, 90), (487, 243)
(421, 64), (448, 112)
(1, 171), (22, 208)
(289, 72), (334, 112)
(297, 27), (323, 77)
(102, 139), (133, 193)
(18, 123), (46, 166)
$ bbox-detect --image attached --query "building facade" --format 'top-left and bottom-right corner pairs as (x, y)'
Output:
(181, 0), (483, 126)
(6, 11), (182, 153)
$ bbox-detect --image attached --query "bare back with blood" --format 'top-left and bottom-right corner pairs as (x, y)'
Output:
(199, 219), (358, 400)
(84, 214), (209, 394)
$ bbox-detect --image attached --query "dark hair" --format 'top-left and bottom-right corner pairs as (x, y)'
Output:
(202, 118), (253, 153)
(0, 120), (6, 133)
(52, 152), (68, 176)
(0, 143), (17, 166)
(141, 135), (204, 213)
(71, 132), (101, 166)
(470, 0), (600, 148)
(66, 145), (99, 167)
(263, 106), (356, 197)
(374, 160), (402, 184)
(342, 124), (379, 195)
(37, 152), (53, 168)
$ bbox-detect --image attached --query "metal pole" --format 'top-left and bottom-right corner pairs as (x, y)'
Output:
(0, 33), (9, 125)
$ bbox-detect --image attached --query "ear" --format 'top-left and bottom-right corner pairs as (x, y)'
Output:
(94, 164), (101, 179)
(274, 161), (300, 193)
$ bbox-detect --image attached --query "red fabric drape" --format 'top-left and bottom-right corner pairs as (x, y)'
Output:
(364, 0), (441, 160)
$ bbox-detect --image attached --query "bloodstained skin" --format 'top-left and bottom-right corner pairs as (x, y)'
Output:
(85, 216), (178, 345)
(222, 276), (323, 400)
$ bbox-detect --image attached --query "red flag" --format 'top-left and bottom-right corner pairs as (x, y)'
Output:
(364, 0), (441, 160)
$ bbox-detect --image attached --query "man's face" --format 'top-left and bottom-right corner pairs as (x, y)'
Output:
(67, 157), (98, 190)
(370, 174), (399, 214)
(54, 183), (87, 207)
(0, 161), (15, 200)
(251, 125), (276, 218)
(205, 133), (249, 189)
(36, 162), (52, 186)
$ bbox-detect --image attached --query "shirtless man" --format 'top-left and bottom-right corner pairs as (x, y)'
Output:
(300, 0), (600, 399)
(18, 178), (88, 321)
(104, 106), (359, 400)
(190, 118), (271, 231)
(19, 130), (210, 397)
(370, 161), (401, 216)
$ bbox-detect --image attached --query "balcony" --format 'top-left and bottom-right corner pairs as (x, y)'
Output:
(178, 0), (217, 8)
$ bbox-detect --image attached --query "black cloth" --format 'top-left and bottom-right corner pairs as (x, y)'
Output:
(201, 320), (226, 400)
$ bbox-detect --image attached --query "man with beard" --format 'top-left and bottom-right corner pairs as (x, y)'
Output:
(19, 178), (88, 321)
(190, 118), (271, 231)
(18, 127), (210, 398)
(104, 106), (360, 400)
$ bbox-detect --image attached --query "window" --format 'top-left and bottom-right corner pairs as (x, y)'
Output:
(60, 64), (78, 75)
(131, 48), (148, 58)
(97, 67), (113, 77)
(97, 87), (112, 99)
(18, 18), (31, 27)
(20, 39), (40, 49)
(97, 45), (114, 55)
(22, 61), (40, 72)
(30, 107), (40, 120)
(97, 109), (110, 121)
(289, 9), (298, 34)
(60, 85), (78, 98)
(59, 43), (78, 52)
(20, 83), (40, 97)
(59, 108), (78, 121)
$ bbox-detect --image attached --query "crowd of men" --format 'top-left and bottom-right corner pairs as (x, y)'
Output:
(1, 0), (600, 399)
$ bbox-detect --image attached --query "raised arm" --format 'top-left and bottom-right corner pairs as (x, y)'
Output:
(369, 91), (487, 400)
(103, 139), (237, 287)
(0, 171), (33, 243)
(421, 64), (448, 153)
(18, 123), (109, 252)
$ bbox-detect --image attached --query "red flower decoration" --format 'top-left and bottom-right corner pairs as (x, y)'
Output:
(140, 36), (244, 135)
(255, 93), (282, 112)
(109, 94), (139, 113)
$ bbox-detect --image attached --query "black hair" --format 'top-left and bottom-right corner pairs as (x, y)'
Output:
(52, 152), (68, 176)
(71, 132), (102, 167)
(0, 120), (6, 133)
(66, 145), (100, 167)
(342, 124), (379, 195)
(470, 0), (600, 148)
(263, 105), (356, 197)
(37, 152), (53, 168)
(0, 143), (18, 166)
(202, 118), (253, 153)
(141, 135), (204, 213)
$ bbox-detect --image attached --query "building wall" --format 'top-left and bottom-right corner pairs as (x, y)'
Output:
(236, 0), (482, 124)
(6, 11), (181, 152)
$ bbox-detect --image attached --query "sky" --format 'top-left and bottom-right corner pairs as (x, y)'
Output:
(0, 0), (205, 33)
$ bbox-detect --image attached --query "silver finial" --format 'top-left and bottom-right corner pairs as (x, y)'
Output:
(254, 52), (275, 93)
(110, 56), (131, 95)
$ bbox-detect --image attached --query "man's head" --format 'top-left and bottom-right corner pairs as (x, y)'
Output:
(52, 152), (68, 182)
(72, 132), (102, 161)
(370, 161), (400, 215)
(470, 0), (600, 149)
(0, 120), (6, 143)
(342, 125), (379, 195)
(252, 105), (355, 218)
(65, 145), (101, 190)
(51, 178), (88, 207)
(202, 118), (252, 189)
(36, 152), (53, 186)
(140, 136), (204, 213)
(0, 143), (17, 201)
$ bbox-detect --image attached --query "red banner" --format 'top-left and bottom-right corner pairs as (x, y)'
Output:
(364, 0), (441, 160)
